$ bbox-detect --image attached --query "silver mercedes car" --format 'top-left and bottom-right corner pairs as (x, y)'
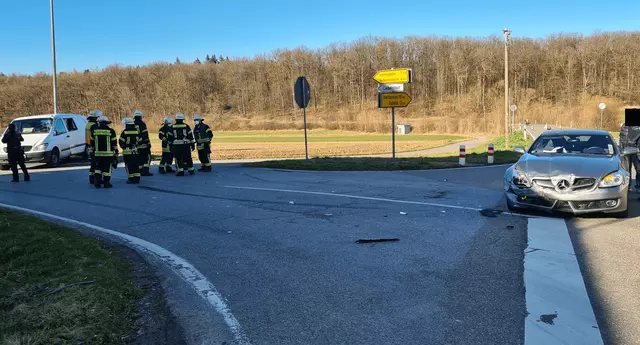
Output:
(504, 129), (638, 217)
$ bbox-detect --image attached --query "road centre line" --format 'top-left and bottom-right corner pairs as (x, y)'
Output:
(0, 202), (252, 345)
(223, 185), (484, 212)
(524, 217), (603, 345)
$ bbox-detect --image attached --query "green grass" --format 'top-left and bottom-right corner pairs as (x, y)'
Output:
(244, 151), (522, 171)
(0, 211), (141, 345)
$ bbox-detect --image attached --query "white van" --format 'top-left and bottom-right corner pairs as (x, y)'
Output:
(0, 113), (89, 169)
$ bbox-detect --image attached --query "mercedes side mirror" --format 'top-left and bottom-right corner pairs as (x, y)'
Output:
(513, 146), (526, 154)
(622, 146), (639, 156)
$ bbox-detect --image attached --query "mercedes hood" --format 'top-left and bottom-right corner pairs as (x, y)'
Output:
(516, 154), (621, 179)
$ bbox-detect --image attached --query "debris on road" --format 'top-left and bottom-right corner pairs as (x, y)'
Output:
(227, 231), (233, 234)
(324, 213), (333, 216)
(479, 209), (503, 218)
(538, 313), (558, 325)
(289, 201), (295, 205)
(506, 225), (515, 229)
(356, 238), (399, 244)
(400, 212), (407, 215)
(441, 210), (446, 213)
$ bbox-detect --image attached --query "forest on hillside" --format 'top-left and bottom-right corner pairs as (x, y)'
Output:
(1, 32), (639, 133)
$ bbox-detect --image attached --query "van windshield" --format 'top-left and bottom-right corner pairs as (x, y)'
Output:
(11, 118), (53, 134)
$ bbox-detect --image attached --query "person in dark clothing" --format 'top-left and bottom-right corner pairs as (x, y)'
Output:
(167, 113), (196, 176)
(193, 114), (214, 172)
(90, 115), (118, 188)
(2, 123), (30, 182)
(86, 110), (100, 184)
(620, 123), (640, 188)
(158, 117), (175, 174)
(133, 110), (153, 176)
(119, 117), (142, 184)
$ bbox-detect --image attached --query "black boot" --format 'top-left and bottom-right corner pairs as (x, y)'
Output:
(198, 166), (206, 172)
(104, 180), (113, 188)
(176, 171), (185, 176)
(134, 177), (141, 184)
(24, 175), (30, 182)
(141, 167), (154, 176)
(188, 169), (195, 176)
(126, 179), (136, 184)
(158, 166), (166, 174)
(89, 175), (95, 184)
(205, 166), (212, 172)
(166, 166), (175, 173)
(94, 176), (102, 188)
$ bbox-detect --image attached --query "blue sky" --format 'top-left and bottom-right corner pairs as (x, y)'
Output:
(1, 0), (639, 75)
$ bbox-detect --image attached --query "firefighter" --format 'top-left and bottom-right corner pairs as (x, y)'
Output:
(86, 110), (100, 184)
(193, 114), (214, 172)
(158, 117), (175, 174)
(119, 117), (142, 184)
(90, 115), (118, 188)
(167, 113), (195, 176)
(133, 110), (153, 176)
(1, 123), (30, 182)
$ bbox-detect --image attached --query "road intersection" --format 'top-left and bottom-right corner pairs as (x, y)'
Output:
(1, 161), (638, 345)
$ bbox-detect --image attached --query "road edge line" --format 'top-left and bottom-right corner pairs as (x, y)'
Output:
(0, 202), (251, 345)
(524, 217), (603, 345)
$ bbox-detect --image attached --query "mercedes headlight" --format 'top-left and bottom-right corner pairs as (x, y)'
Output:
(33, 143), (48, 152)
(512, 167), (531, 187)
(599, 171), (627, 188)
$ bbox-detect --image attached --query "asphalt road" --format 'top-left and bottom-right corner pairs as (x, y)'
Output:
(1, 162), (638, 345)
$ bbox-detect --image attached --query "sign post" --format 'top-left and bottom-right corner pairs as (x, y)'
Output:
(510, 104), (517, 133)
(294, 76), (311, 160)
(374, 69), (413, 160)
(599, 103), (606, 130)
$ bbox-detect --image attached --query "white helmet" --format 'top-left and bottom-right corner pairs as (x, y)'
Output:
(175, 113), (185, 120)
(122, 117), (134, 125)
(193, 114), (202, 121)
(133, 110), (143, 118)
(162, 117), (172, 125)
(97, 115), (110, 123)
(88, 109), (102, 118)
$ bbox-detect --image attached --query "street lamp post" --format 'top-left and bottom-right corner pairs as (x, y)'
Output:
(503, 28), (511, 148)
(50, 0), (59, 114)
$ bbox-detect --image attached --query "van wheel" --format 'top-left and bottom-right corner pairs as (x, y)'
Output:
(48, 148), (60, 168)
(83, 145), (90, 160)
(1, 165), (9, 171)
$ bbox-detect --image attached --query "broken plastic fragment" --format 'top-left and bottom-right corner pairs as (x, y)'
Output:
(400, 212), (407, 215)
(289, 201), (295, 205)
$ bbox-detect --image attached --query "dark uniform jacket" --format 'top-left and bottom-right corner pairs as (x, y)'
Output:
(158, 124), (173, 153)
(167, 121), (195, 150)
(119, 125), (142, 155)
(134, 118), (151, 149)
(1, 129), (24, 155)
(194, 122), (214, 150)
(90, 124), (118, 157)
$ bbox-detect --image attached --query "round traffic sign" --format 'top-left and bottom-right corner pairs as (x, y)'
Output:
(599, 103), (606, 110)
(510, 104), (517, 112)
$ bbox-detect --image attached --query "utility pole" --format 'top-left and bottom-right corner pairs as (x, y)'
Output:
(503, 28), (511, 149)
(50, 0), (59, 114)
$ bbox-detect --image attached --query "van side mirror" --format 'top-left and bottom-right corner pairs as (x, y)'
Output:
(513, 146), (526, 154)
(622, 146), (639, 156)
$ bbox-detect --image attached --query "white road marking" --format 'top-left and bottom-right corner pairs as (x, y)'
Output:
(224, 185), (484, 212)
(524, 217), (603, 345)
(0, 203), (251, 345)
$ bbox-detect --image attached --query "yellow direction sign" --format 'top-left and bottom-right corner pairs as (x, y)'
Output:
(373, 68), (412, 84)
(378, 92), (412, 108)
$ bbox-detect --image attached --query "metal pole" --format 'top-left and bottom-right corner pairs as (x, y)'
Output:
(504, 28), (510, 148)
(392, 107), (396, 159)
(600, 109), (603, 129)
(50, 0), (59, 114)
(302, 80), (308, 160)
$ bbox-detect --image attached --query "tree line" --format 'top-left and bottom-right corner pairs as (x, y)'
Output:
(1, 32), (639, 132)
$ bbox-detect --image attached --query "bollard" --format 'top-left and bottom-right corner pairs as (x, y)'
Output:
(459, 145), (466, 166)
(488, 144), (494, 164)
